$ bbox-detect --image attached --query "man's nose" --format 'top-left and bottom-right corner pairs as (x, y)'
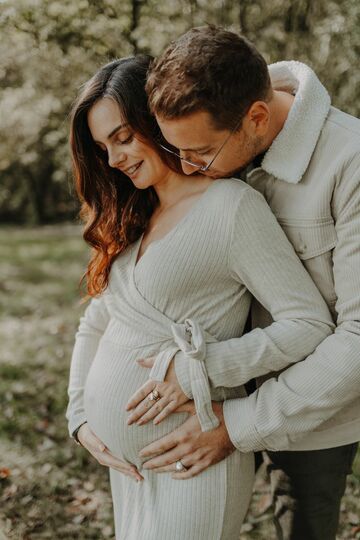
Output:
(180, 152), (202, 175)
(181, 161), (198, 175)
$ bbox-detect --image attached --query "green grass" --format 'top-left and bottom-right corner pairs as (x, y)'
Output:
(0, 225), (114, 539)
(0, 225), (359, 539)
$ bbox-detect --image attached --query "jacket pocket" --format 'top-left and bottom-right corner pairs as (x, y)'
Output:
(277, 217), (338, 311)
(277, 217), (337, 260)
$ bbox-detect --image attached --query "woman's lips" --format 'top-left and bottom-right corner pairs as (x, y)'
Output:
(124, 161), (143, 175)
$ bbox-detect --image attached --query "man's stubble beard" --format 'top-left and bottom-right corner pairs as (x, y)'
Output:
(223, 133), (267, 179)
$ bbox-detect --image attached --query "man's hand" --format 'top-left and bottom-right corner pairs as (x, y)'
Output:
(126, 357), (189, 426)
(77, 423), (144, 482)
(139, 401), (236, 479)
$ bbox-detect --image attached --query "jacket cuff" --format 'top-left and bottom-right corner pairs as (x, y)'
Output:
(174, 351), (193, 399)
(223, 397), (265, 453)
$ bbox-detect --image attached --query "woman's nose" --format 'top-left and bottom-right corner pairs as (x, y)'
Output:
(108, 149), (126, 169)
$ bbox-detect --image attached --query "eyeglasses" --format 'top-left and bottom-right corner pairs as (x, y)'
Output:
(158, 120), (241, 172)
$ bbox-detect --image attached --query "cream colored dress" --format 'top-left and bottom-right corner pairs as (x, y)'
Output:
(66, 179), (333, 539)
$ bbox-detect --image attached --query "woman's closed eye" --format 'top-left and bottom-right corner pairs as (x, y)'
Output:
(95, 133), (134, 154)
(116, 133), (134, 145)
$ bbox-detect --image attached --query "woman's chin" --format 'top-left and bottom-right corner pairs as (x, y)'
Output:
(131, 178), (153, 190)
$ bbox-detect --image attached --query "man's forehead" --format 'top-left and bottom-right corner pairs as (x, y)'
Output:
(156, 111), (222, 148)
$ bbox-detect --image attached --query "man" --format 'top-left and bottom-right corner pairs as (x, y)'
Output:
(129, 25), (360, 539)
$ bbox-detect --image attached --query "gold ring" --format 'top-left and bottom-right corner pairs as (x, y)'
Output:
(148, 389), (160, 402)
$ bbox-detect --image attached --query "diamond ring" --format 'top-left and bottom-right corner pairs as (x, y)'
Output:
(175, 460), (188, 472)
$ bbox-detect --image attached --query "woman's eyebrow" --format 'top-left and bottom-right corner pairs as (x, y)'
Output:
(107, 123), (129, 139)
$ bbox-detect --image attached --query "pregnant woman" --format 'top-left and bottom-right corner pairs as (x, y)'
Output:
(66, 55), (333, 540)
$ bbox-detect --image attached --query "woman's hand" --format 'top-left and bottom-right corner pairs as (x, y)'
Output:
(77, 423), (144, 482)
(126, 358), (190, 426)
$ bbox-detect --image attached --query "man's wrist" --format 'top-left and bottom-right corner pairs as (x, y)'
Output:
(223, 398), (264, 453)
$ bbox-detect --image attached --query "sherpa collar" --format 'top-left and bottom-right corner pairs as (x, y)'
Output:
(261, 61), (331, 184)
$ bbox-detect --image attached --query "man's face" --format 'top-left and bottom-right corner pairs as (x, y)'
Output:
(156, 110), (264, 178)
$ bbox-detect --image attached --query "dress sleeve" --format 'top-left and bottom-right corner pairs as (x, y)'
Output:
(175, 186), (334, 397)
(223, 155), (360, 452)
(65, 296), (110, 437)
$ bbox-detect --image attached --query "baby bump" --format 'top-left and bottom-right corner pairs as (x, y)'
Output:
(84, 338), (188, 467)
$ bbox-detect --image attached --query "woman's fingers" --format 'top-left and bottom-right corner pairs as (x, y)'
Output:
(127, 384), (191, 426)
(127, 392), (162, 425)
(135, 397), (170, 425)
(126, 379), (156, 411)
(128, 395), (184, 426)
(96, 449), (144, 481)
(153, 401), (179, 425)
(77, 423), (143, 481)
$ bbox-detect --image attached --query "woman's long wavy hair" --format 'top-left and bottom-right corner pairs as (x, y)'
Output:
(70, 55), (181, 296)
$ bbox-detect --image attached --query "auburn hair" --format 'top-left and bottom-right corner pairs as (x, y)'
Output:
(70, 55), (181, 296)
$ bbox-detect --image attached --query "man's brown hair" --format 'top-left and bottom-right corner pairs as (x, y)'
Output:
(146, 25), (271, 131)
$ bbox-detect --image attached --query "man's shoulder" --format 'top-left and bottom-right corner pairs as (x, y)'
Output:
(324, 107), (360, 154)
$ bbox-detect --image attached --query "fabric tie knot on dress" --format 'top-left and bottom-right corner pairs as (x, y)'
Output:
(171, 319), (207, 361)
(149, 318), (220, 432)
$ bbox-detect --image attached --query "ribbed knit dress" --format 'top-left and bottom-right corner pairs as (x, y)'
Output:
(66, 179), (333, 540)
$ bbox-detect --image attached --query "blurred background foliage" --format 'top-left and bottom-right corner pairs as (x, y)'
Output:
(0, 0), (359, 224)
(1, 3), (360, 536)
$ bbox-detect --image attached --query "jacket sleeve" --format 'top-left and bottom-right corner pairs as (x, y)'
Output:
(65, 296), (110, 438)
(175, 186), (334, 398)
(223, 155), (360, 451)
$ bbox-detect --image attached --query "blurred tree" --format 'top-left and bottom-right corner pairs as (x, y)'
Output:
(0, 0), (138, 223)
(0, 0), (359, 224)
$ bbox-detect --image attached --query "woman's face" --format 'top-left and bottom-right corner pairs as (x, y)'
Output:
(87, 97), (171, 189)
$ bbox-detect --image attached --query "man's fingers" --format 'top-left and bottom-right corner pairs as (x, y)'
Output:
(145, 463), (178, 473)
(144, 449), (199, 474)
(172, 462), (207, 480)
(139, 429), (179, 458)
(126, 380), (155, 411)
(153, 401), (178, 425)
(142, 445), (189, 470)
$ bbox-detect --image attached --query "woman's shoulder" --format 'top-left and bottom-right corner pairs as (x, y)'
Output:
(207, 178), (274, 238)
(209, 178), (263, 210)
(211, 177), (254, 197)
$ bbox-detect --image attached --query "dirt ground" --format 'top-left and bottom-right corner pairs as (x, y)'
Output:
(1, 225), (359, 539)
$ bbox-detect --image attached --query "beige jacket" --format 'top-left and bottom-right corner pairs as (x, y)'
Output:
(176, 61), (360, 451)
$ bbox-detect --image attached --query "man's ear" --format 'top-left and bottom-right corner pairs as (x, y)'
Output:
(246, 101), (270, 135)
